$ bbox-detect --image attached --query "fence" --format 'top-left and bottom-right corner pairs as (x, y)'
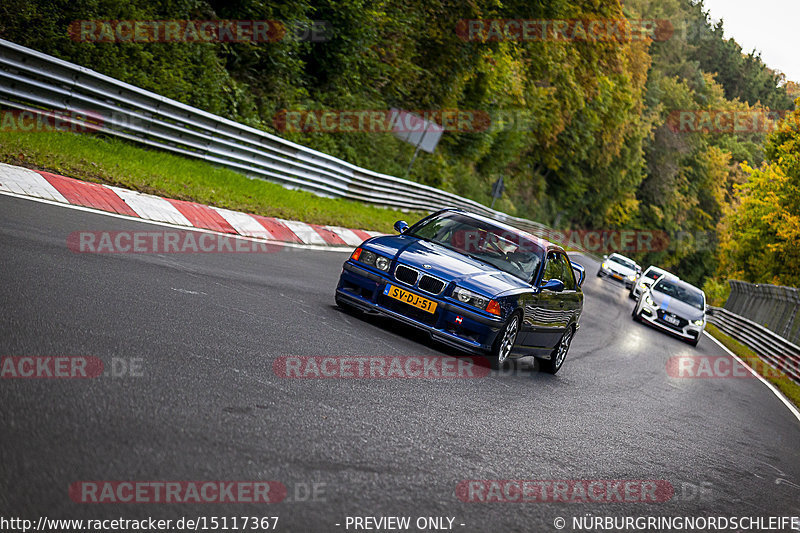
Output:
(0, 38), (567, 243)
(724, 280), (800, 346)
(707, 305), (800, 385)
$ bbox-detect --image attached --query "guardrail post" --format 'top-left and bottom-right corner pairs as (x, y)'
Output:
(782, 288), (800, 344)
(724, 280), (742, 314)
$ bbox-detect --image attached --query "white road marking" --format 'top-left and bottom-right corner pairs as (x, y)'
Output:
(326, 225), (363, 246)
(0, 163), (68, 203)
(212, 207), (276, 239)
(171, 288), (207, 295)
(279, 219), (328, 245)
(703, 330), (800, 424)
(108, 186), (192, 226)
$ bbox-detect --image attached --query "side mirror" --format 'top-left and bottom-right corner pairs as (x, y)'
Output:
(540, 279), (565, 292)
(394, 220), (409, 234)
(571, 261), (585, 288)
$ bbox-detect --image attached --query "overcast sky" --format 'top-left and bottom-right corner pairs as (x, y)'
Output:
(699, 0), (800, 82)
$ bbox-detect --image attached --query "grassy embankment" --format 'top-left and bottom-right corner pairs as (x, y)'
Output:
(0, 129), (423, 232)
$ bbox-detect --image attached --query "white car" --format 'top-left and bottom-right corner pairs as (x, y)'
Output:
(632, 276), (706, 346)
(629, 265), (672, 300)
(596, 253), (639, 289)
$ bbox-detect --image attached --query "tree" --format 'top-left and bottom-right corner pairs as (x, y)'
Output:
(718, 102), (800, 286)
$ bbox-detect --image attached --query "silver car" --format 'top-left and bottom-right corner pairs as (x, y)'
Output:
(632, 276), (706, 346)
(629, 265), (672, 300)
(596, 253), (640, 289)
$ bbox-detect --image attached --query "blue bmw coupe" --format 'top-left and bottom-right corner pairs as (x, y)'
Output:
(335, 209), (585, 373)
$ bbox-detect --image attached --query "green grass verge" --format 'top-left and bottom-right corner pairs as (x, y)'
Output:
(0, 129), (423, 233)
(705, 322), (800, 409)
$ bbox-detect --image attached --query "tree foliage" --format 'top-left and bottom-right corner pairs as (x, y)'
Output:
(1, 0), (795, 285)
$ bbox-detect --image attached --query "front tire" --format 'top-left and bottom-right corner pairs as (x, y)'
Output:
(541, 326), (574, 375)
(490, 314), (520, 370)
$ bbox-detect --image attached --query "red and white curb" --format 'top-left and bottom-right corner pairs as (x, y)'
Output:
(0, 163), (384, 249)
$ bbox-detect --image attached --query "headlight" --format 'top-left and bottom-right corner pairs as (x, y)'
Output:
(645, 294), (656, 306)
(351, 247), (390, 271)
(601, 262), (607, 269)
(692, 319), (704, 326)
(638, 282), (647, 289)
(375, 256), (390, 271)
(627, 274), (636, 281)
(452, 287), (501, 315)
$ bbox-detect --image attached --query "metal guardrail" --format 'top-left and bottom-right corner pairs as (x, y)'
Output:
(0, 38), (568, 242)
(724, 280), (800, 345)
(707, 306), (800, 385)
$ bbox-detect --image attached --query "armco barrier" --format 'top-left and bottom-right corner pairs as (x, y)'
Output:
(707, 306), (800, 385)
(724, 280), (800, 345)
(0, 38), (574, 245)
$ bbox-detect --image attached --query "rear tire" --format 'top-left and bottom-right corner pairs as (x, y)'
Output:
(541, 326), (574, 375)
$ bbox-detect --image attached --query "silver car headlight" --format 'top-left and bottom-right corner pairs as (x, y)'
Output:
(627, 274), (636, 281)
(453, 287), (489, 309)
(452, 287), (502, 316)
(645, 294), (656, 307)
(692, 319), (704, 326)
(638, 282), (647, 289)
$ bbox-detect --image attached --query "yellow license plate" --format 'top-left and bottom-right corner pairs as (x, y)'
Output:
(384, 284), (437, 313)
(612, 274), (623, 280)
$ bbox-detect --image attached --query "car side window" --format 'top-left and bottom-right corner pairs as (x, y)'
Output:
(558, 254), (577, 290)
(542, 252), (562, 282)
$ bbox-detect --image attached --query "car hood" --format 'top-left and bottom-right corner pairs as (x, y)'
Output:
(649, 290), (704, 321)
(365, 235), (531, 296)
(607, 261), (636, 277)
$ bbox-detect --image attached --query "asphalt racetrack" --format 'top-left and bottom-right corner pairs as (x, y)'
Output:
(1, 193), (799, 531)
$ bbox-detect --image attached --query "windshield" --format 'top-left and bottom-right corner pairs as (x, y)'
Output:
(609, 256), (636, 270)
(652, 279), (705, 310)
(408, 212), (544, 282)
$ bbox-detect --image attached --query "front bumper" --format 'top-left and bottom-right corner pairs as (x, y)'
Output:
(632, 283), (650, 298)
(336, 261), (505, 354)
(598, 267), (635, 289)
(637, 301), (704, 341)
